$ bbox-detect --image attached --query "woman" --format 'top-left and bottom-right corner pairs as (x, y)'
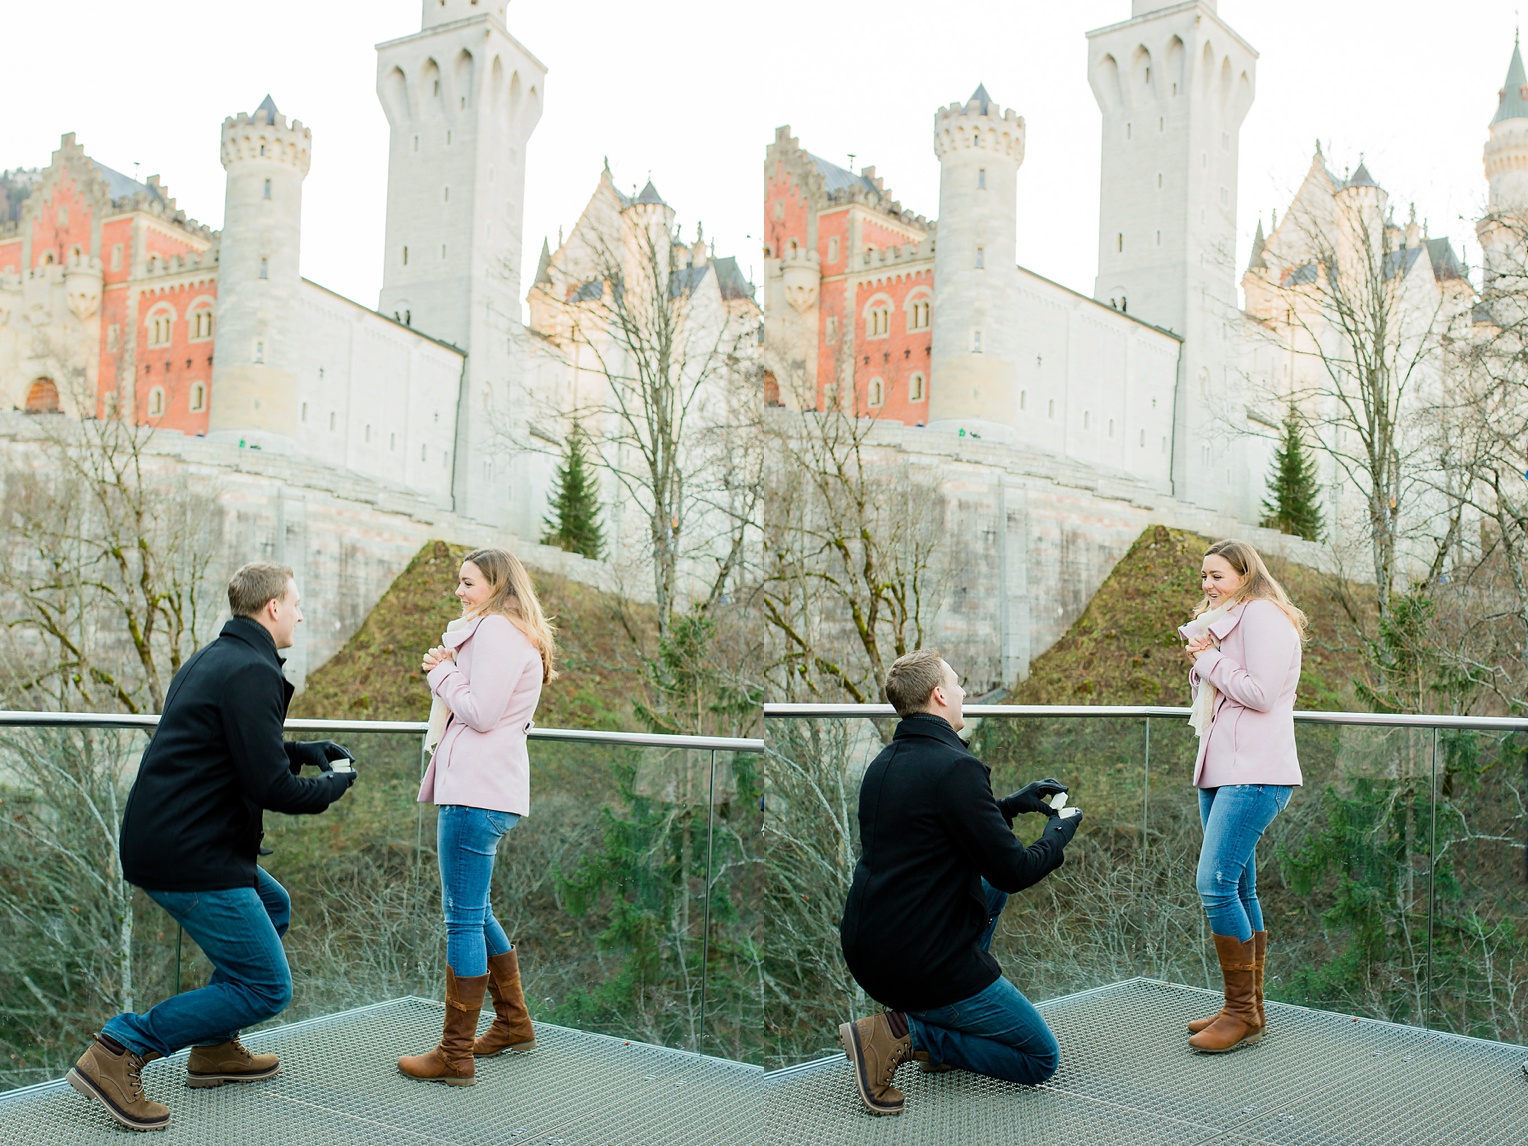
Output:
(398, 548), (557, 1086)
(1178, 539), (1305, 1054)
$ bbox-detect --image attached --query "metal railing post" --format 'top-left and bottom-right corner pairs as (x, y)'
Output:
(698, 748), (718, 1056)
(1425, 725), (1439, 1030)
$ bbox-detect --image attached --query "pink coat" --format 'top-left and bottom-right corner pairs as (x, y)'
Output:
(418, 613), (543, 814)
(1184, 598), (1303, 789)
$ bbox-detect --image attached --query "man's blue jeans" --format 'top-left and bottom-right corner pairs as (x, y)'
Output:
(904, 881), (1060, 1085)
(438, 804), (520, 977)
(103, 868), (293, 1058)
(1196, 784), (1293, 942)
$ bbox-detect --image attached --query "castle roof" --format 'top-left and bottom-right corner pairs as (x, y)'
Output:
(969, 83), (992, 113)
(93, 161), (164, 206)
(711, 255), (754, 301)
(533, 238), (553, 287)
(1247, 218), (1267, 270)
(1493, 35), (1528, 124)
(1423, 236), (1467, 281)
(256, 94), (280, 125)
(633, 179), (667, 207)
(1343, 162), (1378, 190)
(808, 153), (876, 196)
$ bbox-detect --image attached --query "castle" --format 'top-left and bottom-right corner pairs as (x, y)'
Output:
(1, 0), (1523, 692)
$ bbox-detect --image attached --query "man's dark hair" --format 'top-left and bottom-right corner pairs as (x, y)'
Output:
(884, 649), (948, 717)
(227, 562), (295, 618)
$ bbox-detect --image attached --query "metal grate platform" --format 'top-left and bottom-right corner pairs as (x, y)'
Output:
(0, 998), (764, 1146)
(4, 981), (1527, 1144)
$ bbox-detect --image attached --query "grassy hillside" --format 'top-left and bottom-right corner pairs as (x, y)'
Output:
(291, 540), (646, 730)
(1007, 524), (1366, 711)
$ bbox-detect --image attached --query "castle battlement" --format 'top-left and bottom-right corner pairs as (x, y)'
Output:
(934, 86), (1025, 163)
(221, 98), (312, 176)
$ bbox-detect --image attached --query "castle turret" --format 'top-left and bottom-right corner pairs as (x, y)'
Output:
(377, 2), (545, 526)
(928, 84), (1025, 433)
(1087, 1), (1256, 511)
(209, 95), (311, 449)
(1479, 33), (1528, 282)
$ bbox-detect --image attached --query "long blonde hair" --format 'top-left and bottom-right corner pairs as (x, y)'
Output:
(1193, 539), (1308, 641)
(461, 548), (558, 683)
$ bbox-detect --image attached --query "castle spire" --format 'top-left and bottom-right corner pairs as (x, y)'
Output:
(1247, 218), (1267, 270)
(255, 94), (279, 125)
(533, 238), (553, 287)
(969, 83), (992, 113)
(1494, 33), (1528, 124)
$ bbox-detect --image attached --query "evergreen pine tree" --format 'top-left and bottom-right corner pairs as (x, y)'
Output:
(542, 426), (605, 559)
(1260, 406), (1325, 541)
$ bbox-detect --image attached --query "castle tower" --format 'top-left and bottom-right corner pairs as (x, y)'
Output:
(376, 2), (545, 525)
(929, 84), (1025, 433)
(208, 95), (311, 449)
(1087, 1), (1256, 511)
(1479, 33), (1528, 283)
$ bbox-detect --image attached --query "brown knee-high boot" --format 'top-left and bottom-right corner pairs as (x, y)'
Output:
(399, 967), (489, 1085)
(474, 947), (536, 1056)
(1188, 934), (1260, 1053)
(1187, 930), (1266, 1041)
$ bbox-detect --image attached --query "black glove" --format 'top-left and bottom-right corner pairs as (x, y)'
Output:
(325, 767), (358, 797)
(1043, 808), (1083, 845)
(285, 740), (355, 774)
(998, 778), (1069, 822)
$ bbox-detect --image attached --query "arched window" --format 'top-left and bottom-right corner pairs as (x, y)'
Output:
(147, 387), (166, 418)
(975, 247), (985, 269)
(978, 168), (986, 190)
(909, 373), (926, 402)
(188, 300), (215, 342)
(868, 377), (885, 408)
(24, 378), (59, 414)
(259, 257), (269, 279)
(146, 304), (175, 348)
(189, 382), (206, 412)
(908, 297), (931, 331)
(862, 294), (893, 339)
(263, 179), (272, 200)
(972, 329), (983, 354)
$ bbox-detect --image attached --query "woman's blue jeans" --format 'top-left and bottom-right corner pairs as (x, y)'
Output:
(904, 880), (1061, 1085)
(1196, 784), (1293, 942)
(438, 804), (520, 977)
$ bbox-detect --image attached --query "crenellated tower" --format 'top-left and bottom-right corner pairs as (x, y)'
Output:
(209, 95), (311, 449)
(929, 84), (1025, 433)
(1479, 33), (1528, 284)
(376, 0), (546, 525)
(1087, 0), (1256, 511)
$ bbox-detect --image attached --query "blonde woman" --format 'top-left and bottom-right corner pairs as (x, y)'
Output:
(1177, 539), (1305, 1054)
(399, 549), (557, 1085)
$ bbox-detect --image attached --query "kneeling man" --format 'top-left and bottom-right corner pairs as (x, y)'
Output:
(838, 649), (1082, 1115)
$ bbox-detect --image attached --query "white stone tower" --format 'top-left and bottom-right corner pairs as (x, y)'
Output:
(209, 95), (310, 449)
(1479, 33), (1528, 284)
(376, 0), (546, 526)
(929, 85), (1025, 435)
(1087, 1), (1256, 512)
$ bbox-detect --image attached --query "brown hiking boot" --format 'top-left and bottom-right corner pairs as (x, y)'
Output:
(914, 1050), (955, 1074)
(474, 947), (536, 1056)
(399, 966), (489, 1085)
(186, 1037), (280, 1088)
(67, 1034), (171, 1132)
(1188, 929), (1267, 1040)
(838, 1011), (913, 1116)
(1188, 934), (1260, 1053)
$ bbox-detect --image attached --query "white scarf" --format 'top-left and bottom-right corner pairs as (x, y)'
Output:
(1184, 600), (1236, 740)
(424, 614), (475, 757)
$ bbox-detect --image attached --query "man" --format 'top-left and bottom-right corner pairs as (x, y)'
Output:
(838, 649), (1083, 1116)
(68, 562), (358, 1132)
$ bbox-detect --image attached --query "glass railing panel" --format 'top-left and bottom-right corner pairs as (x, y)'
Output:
(0, 725), (176, 1091)
(1264, 721), (1437, 1027)
(972, 715), (1152, 994)
(1426, 728), (1528, 1044)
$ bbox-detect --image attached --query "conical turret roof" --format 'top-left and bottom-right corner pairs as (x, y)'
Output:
(1344, 162), (1378, 190)
(969, 83), (991, 114)
(633, 180), (667, 207)
(255, 94), (280, 124)
(1248, 219), (1267, 270)
(533, 238), (553, 288)
(1493, 33), (1528, 124)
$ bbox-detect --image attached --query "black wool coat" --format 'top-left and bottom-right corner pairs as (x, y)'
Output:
(839, 713), (1074, 1012)
(119, 617), (348, 892)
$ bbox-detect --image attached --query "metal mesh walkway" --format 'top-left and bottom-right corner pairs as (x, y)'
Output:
(4, 981), (1527, 1143)
(0, 999), (764, 1145)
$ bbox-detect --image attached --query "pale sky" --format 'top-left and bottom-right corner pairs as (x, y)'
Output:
(2, 1), (1516, 322)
